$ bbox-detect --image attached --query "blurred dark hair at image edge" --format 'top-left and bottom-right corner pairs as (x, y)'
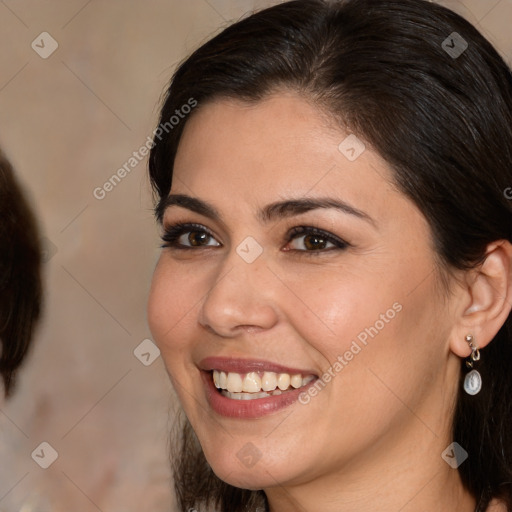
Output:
(0, 148), (42, 398)
(148, 0), (512, 511)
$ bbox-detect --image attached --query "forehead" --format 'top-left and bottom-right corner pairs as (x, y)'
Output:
(174, 92), (392, 193)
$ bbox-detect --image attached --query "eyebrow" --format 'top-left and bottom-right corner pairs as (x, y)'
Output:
(157, 193), (376, 227)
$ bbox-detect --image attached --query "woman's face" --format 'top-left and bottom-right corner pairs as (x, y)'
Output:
(147, 92), (460, 491)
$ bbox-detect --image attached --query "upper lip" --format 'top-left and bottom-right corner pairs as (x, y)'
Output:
(198, 356), (318, 376)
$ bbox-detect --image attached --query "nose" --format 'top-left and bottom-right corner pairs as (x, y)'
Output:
(198, 245), (279, 338)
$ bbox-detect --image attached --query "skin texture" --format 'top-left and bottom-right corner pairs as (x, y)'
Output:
(147, 92), (511, 512)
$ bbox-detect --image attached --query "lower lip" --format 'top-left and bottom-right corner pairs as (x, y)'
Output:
(201, 371), (317, 419)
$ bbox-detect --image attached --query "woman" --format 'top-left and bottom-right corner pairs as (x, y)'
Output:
(0, 149), (42, 398)
(147, 0), (512, 510)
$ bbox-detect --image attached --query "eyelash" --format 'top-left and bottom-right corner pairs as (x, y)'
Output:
(160, 222), (350, 255)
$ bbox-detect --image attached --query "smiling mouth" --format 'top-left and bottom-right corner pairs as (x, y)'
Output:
(211, 370), (317, 400)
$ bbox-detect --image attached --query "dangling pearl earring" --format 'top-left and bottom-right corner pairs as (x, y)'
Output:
(463, 334), (482, 395)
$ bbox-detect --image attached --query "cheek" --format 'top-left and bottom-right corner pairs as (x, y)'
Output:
(331, 271), (441, 405)
(269, 260), (403, 362)
(274, 256), (441, 403)
(272, 265), (441, 461)
(147, 257), (198, 356)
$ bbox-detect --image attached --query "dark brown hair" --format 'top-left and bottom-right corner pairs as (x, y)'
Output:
(148, 0), (512, 510)
(0, 149), (42, 397)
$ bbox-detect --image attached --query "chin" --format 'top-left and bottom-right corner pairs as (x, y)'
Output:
(208, 459), (284, 491)
(200, 439), (307, 491)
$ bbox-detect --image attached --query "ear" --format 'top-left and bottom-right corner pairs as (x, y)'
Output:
(450, 240), (512, 358)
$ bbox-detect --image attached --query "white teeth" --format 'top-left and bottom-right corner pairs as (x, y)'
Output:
(261, 371), (278, 391)
(226, 372), (243, 393)
(302, 375), (315, 386)
(222, 391), (270, 400)
(212, 369), (316, 397)
(290, 374), (302, 388)
(242, 372), (261, 392)
(212, 370), (228, 389)
(277, 373), (291, 391)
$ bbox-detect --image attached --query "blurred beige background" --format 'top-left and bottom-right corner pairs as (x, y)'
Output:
(0, 0), (510, 511)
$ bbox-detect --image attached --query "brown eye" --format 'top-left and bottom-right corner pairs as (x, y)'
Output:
(302, 234), (330, 250)
(286, 226), (349, 253)
(160, 223), (220, 249)
(187, 230), (210, 246)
